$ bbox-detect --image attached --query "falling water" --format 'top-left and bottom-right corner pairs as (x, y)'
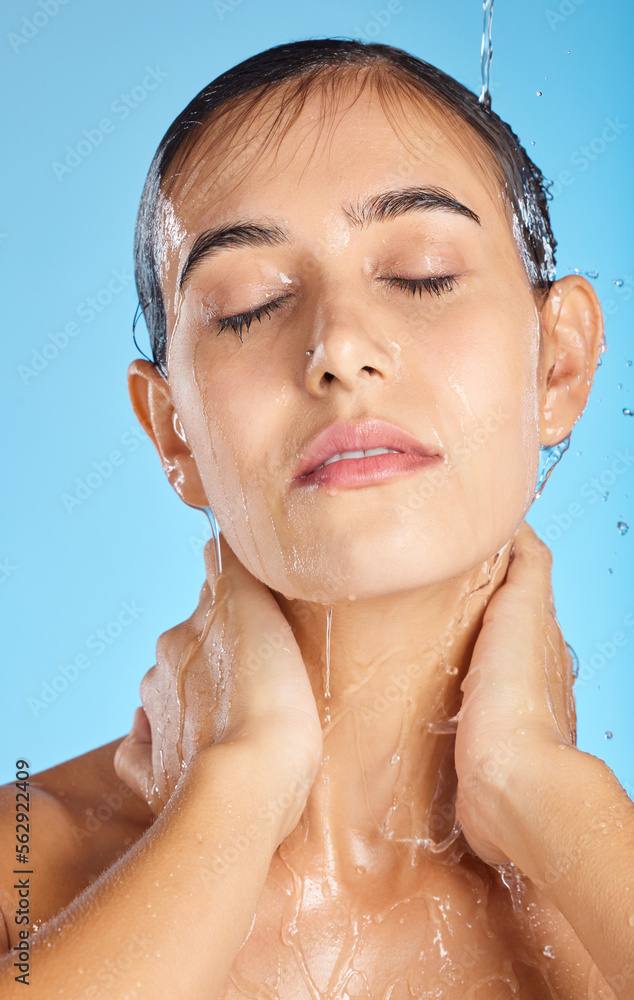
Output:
(193, 505), (223, 578)
(324, 606), (333, 699)
(479, 0), (495, 111)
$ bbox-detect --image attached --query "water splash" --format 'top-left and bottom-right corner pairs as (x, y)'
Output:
(420, 821), (463, 854)
(533, 437), (571, 499)
(478, 0), (495, 111)
(617, 521), (629, 535)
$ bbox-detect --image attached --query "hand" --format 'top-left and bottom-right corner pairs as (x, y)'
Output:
(114, 534), (323, 817)
(454, 520), (577, 866)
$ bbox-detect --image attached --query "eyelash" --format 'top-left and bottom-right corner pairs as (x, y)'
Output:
(215, 275), (458, 340)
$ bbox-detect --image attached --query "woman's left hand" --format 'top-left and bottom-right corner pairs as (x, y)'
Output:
(454, 520), (577, 865)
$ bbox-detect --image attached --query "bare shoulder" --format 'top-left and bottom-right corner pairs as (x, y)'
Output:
(0, 739), (154, 950)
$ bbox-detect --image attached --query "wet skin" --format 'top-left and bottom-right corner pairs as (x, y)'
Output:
(1, 80), (620, 997)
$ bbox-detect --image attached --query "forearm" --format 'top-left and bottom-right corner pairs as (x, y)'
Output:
(0, 740), (297, 999)
(502, 737), (634, 992)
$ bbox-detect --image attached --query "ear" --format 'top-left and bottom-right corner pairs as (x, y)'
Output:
(538, 274), (604, 446)
(127, 359), (208, 507)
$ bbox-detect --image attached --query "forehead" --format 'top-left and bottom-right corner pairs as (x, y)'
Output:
(157, 78), (510, 291)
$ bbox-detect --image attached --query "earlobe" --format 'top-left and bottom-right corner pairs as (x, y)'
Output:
(538, 275), (604, 446)
(127, 359), (208, 506)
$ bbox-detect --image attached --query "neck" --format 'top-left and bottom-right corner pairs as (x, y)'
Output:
(273, 541), (512, 887)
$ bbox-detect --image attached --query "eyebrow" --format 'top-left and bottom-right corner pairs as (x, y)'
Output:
(177, 186), (481, 292)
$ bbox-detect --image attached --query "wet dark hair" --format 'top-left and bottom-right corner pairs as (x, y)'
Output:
(134, 38), (556, 378)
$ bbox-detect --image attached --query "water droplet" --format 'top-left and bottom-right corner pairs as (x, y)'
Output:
(321, 879), (332, 898)
(608, 567), (613, 575)
(356, 865), (366, 875)
(602, 492), (609, 501)
(623, 409), (633, 417)
(531, 140), (535, 146)
(613, 279), (624, 287)
(514, 728), (526, 736)
(605, 731), (613, 740)
(536, 91), (542, 97)
(617, 383), (623, 389)
(617, 522), (629, 535)
(543, 945), (556, 959)
(626, 360), (632, 367)
(390, 753), (401, 764)
(586, 270), (599, 279)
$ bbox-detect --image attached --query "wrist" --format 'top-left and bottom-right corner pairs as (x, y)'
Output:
(193, 734), (316, 846)
(497, 732), (600, 878)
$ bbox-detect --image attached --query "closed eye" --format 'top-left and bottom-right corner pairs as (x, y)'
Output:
(215, 275), (459, 341)
(379, 275), (459, 297)
(216, 295), (291, 342)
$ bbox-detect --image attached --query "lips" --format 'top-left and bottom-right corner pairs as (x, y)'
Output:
(293, 418), (441, 484)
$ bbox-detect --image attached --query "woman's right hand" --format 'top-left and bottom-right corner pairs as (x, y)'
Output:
(114, 533), (323, 830)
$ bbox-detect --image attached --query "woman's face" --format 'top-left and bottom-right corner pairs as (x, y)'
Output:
(157, 84), (546, 602)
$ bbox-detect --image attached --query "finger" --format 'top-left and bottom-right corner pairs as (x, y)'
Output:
(511, 525), (576, 741)
(506, 521), (556, 612)
(208, 533), (278, 614)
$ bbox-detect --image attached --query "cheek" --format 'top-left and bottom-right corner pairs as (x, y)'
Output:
(177, 336), (295, 583)
(432, 296), (541, 554)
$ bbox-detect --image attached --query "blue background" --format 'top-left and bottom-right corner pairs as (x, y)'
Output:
(2, 0), (632, 791)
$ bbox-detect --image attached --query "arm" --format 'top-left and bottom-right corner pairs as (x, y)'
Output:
(454, 521), (634, 994)
(1, 533), (322, 997)
(502, 736), (634, 996)
(0, 736), (312, 999)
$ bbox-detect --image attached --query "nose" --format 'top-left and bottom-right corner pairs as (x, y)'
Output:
(303, 288), (400, 396)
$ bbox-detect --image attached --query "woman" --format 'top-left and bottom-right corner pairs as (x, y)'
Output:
(1, 39), (632, 999)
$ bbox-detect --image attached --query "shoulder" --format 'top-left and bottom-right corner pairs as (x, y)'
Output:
(0, 739), (154, 950)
